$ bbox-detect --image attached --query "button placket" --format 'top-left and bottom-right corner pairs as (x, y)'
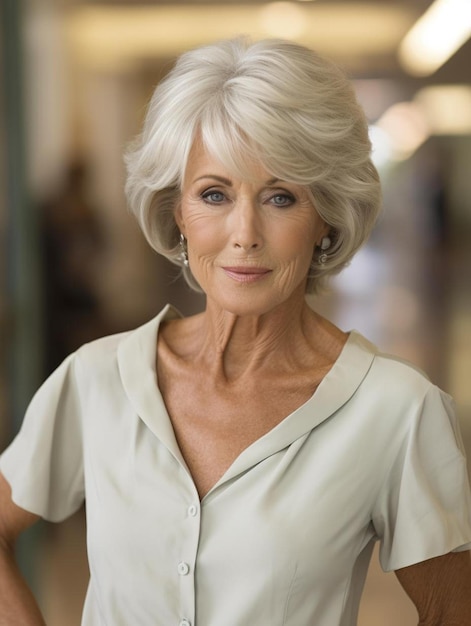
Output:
(176, 496), (200, 626)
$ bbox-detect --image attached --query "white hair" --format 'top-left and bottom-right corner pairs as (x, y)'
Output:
(125, 37), (382, 292)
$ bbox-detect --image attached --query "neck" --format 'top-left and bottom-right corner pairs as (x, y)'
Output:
(193, 293), (319, 382)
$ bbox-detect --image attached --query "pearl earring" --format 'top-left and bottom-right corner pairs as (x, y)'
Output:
(179, 234), (189, 267)
(320, 236), (331, 250)
(318, 236), (331, 265)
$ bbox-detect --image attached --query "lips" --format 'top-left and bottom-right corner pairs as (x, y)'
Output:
(221, 266), (272, 283)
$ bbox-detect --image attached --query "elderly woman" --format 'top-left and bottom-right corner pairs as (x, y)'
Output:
(1, 37), (471, 626)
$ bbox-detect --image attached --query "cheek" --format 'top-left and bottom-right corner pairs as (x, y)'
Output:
(274, 221), (316, 263)
(181, 203), (223, 253)
(188, 220), (223, 256)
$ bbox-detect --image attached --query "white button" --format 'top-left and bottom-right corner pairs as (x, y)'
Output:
(177, 562), (190, 576)
(188, 505), (197, 517)
(179, 620), (191, 626)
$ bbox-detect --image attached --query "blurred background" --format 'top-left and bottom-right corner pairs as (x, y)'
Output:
(1, 0), (470, 623)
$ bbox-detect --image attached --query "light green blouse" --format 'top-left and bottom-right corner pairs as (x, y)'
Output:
(2, 304), (471, 626)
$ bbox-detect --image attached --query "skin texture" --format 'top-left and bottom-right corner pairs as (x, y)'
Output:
(167, 138), (471, 622)
(0, 473), (45, 625)
(396, 551), (471, 625)
(0, 138), (470, 624)
(176, 137), (329, 323)
(163, 136), (346, 496)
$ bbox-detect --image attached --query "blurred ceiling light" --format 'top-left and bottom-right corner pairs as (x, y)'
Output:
(66, 6), (254, 68)
(399, 0), (471, 76)
(376, 102), (430, 161)
(66, 5), (412, 71)
(259, 2), (306, 38)
(414, 85), (471, 134)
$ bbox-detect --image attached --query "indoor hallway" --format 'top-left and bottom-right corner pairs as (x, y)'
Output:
(2, 2), (470, 624)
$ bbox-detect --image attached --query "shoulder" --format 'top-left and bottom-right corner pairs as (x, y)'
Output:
(351, 332), (430, 388)
(76, 329), (131, 365)
(71, 316), (160, 389)
(74, 305), (175, 371)
(72, 330), (133, 384)
(71, 306), (181, 397)
(372, 350), (432, 395)
(349, 332), (449, 412)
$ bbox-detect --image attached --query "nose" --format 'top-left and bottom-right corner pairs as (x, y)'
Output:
(230, 198), (263, 251)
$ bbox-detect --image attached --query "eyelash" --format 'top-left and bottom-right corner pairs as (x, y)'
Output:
(200, 189), (296, 208)
(270, 193), (295, 207)
(201, 190), (226, 204)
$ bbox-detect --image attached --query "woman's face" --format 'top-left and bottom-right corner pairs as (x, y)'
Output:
(177, 139), (326, 316)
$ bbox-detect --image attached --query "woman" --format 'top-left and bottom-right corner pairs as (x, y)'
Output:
(1, 37), (471, 626)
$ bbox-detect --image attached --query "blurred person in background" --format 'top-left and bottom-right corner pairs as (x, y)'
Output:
(39, 160), (107, 376)
(1, 37), (471, 626)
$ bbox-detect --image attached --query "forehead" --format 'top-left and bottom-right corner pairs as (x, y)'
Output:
(183, 136), (280, 186)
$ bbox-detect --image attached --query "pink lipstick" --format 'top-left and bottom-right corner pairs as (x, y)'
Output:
(222, 266), (272, 283)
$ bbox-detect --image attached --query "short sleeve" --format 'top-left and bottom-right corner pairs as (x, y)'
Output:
(372, 384), (471, 572)
(0, 353), (85, 522)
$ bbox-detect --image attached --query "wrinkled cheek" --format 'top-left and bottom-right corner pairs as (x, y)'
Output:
(187, 254), (216, 289)
(276, 261), (309, 294)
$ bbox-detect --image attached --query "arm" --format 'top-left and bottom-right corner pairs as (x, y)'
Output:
(0, 472), (46, 625)
(395, 551), (471, 626)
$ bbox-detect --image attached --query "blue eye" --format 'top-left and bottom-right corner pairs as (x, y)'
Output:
(202, 190), (225, 204)
(271, 193), (295, 207)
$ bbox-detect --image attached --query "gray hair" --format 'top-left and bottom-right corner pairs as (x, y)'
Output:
(125, 37), (382, 292)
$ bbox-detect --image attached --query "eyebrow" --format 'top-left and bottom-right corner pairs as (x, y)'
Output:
(193, 175), (281, 186)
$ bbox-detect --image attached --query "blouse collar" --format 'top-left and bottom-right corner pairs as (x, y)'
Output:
(117, 304), (377, 498)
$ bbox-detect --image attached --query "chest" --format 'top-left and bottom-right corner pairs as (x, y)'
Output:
(83, 397), (382, 626)
(158, 371), (320, 499)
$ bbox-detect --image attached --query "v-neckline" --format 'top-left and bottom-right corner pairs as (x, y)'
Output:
(118, 304), (377, 501)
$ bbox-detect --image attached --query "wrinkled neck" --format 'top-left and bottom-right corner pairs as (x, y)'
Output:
(196, 296), (317, 382)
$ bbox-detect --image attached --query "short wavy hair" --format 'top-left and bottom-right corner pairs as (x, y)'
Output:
(125, 37), (382, 293)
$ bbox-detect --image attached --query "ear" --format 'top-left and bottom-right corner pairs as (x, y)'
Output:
(174, 200), (185, 235)
(321, 216), (332, 236)
(315, 220), (330, 248)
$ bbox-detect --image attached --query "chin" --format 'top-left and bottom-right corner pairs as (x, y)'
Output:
(207, 289), (300, 318)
